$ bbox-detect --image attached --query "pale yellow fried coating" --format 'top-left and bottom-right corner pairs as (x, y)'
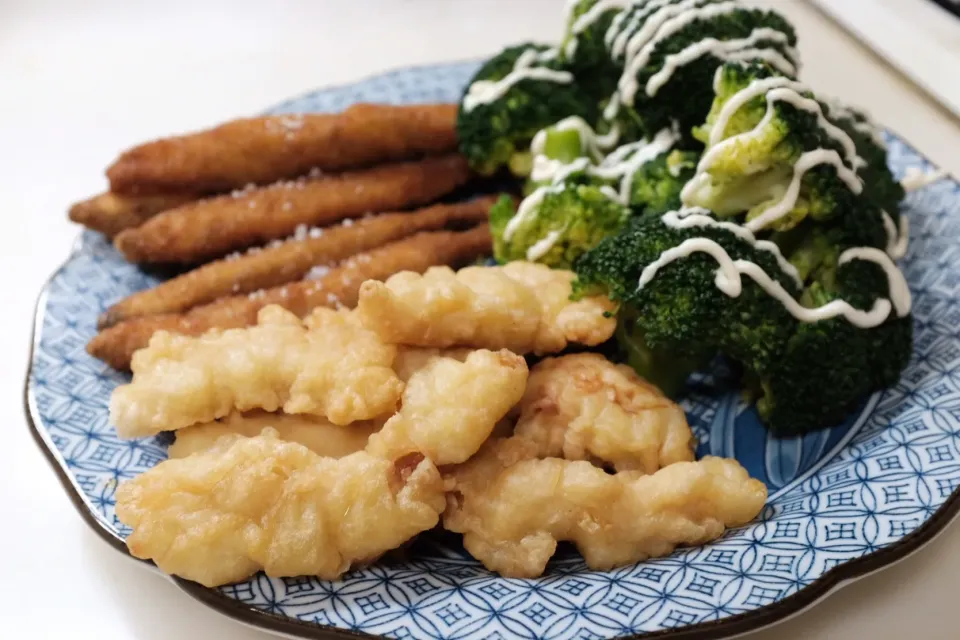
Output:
(99, 197), (497, 328)
(109, 306), (402, 439)
(114, 154), (472, 264)
(356, 261), (617, 354)
(367, 350), (528, 465)
(87, 226), (492, 371)
(514, 354), (695, 473)
(168, 410), (381, 459)
(68, 191), (198, 238)
(443, 439), (767, 578)
(116, 429), (446, 587)
(106, 103), (459, 195)
(391, 347), (473, 383)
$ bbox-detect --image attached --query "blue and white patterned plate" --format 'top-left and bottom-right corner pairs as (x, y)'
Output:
(25, 61), (960, 640)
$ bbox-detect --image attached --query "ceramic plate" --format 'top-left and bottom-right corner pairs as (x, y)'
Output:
(25, 61), (960, 640)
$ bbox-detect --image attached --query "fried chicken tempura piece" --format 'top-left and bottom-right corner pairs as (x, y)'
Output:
(114, 154), (471, 263)
(168, 410), (381, 459)
(99, 197), (497, 328)
(367, 350), (527, 465)
(88, 226), (492, 371)
(68, 191), (198, 238)
(514, 354), (694, 473)
(444, 440), (767, 578)
(116, 430), (446, 587)
(107, 103), (459, 195)
(392, 347), (473, 382)
(109, 306), (402, 438)
(356, 261), (617, 354)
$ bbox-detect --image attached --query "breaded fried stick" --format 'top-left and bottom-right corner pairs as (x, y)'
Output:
(107, 103), (459, 195)
(100, 196), (497, 328)
(110, 305), (403, 439)
(168, 410), (381, 459)
(514, 354), (695, 473)
(116, 430), (446, 587)
(443, 438), (767, 578)
(68, 191), (198, 238)
(114, 154), (472, 264)
(367, 350), (528, 465)
(356, 261), (617, 354)
(88, 226), (491, 371)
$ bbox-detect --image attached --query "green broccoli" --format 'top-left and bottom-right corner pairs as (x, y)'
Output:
(608, 2), (799, 144)
(628, 149), (699, 215)
(457, 43), (597, 176)
(560, 0), (625, 100)
(682, 62), (870, 233)
(491, 185), (630, 269)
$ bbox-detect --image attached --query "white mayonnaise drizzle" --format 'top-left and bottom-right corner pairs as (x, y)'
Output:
(900, 167), (948, 192)
(822, 98), (887, 148)
(462, 48), (573, 112)
(637, 237), (911, 328)
(531, 116), (609, 161)
(502, 185), (563, 242)
(661, 208), (802, 286)
(526, 229), (565, 261)
(530, 156), (592, 184)
(881, 210), (909, 261)
(590, 126), (680, 204)
(645, 28), (797, 97)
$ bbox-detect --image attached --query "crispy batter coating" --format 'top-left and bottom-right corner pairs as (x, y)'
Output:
(107, 103), (459, 195)
(168, 410), (381, 459)
(116, 430), (446, 586)
(88, 226), (492, 371)
(109, 306), (402, 439)
(392, 347), (473, 382)
(444, 439), (767, 578)
(514, 354), (695, 473)
(367, 350), (528, 465)
(100, 197), (497, 328)
(68, 191), (198, 238)
(114, 154), (472, 263)
(356, 261), (617, 354)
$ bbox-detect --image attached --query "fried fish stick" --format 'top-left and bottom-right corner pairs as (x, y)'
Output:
(106, 103), (459, 195)
(100, 196), (497, 328)
(88, 226), (492, 370)
(117, 430), (446, 587)
(68, 191), (198, 238)
(113, 154), (471, 264)
(168, 411), (381, 459)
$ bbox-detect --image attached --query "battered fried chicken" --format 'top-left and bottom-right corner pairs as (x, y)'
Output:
(356, 261), (617, 354)
(114, 154), (472, 264)
(99, 197), (497, 328)
(68, 191), (198, 238)
(443, 439), (767, 578)
(367, 350), (527, 465)
(106, 103), (459, 195)
(87, 226), (492, 371)
(168, 410), (381, 459)
(110, 306), (402, 438)
(116, 430), (446, 587)
(514, 354), (694, 473)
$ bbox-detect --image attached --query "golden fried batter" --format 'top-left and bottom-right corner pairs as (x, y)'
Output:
(68, 191), (198, 238)
(107, 103), (459, 195)
(444, 439), (767, 578)
(168, 410), (381, 459)
(116, 430), (446, 587)
(391, 347), (473, 382)
(114, 154), (472, 263)
(110, 306), (402, 438)
(367, 350), (527, 465)
(100, 197), (497, 328)
(514, 354), (694, 473)
(87, 226), (492, 371)
(356, 261), (616, 354)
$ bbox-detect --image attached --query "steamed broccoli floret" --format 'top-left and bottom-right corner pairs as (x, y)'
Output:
(560, 0), (624, 100)
(611, 3), (799, 144)
(684, 62), (872, 232)
(457, 43), (597, 176)
(573, 213), (800, 389)
(629, 149), (699, 215)
(758, 253), (912, 435)
(491, 185), (630, 268)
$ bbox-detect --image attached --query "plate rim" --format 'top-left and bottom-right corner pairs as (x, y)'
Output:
(24, 60), (960, 640)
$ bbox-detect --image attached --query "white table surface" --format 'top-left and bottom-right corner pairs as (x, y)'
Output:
(2, 1), (959, 638)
